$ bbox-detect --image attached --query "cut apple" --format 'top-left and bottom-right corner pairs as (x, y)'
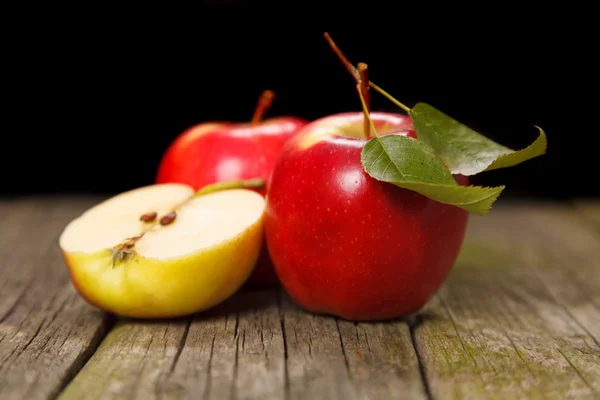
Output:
(59, 183), (266, 319)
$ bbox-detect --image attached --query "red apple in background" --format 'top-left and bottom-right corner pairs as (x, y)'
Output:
(264, 112), (470, 321)
(156, 90), (308, 285)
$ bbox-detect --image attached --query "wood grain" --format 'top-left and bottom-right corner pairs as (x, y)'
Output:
(3, 196), (600, 399)
(60, 288), (425, 400)
(0, 196), (110, 400)
(573, 199), (600, 227)
(413, 202), (600, 399)
(60, 289), (286, 400)
(282, 293), (424, 400)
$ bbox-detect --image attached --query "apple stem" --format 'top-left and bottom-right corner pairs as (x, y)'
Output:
(357, 63), (371, 137)
(251, 90), (276, 124)
(368, 81), (411, 114)
(193, 177), (265, 198)
(356, 83), (378, 137)
(323, 32), (412, 115)
(323, 33), (374, 138)
(323, 32), (360, 81)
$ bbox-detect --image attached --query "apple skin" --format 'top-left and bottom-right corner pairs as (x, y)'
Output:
(264, 112), (470, 321)
(155, 117), (308, 196)
(156, 116), (308, 286)
(63, 222), (263, 319)
(61, 187), (266, 319)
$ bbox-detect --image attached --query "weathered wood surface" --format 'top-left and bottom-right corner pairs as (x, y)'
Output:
(59, 289), (424, 400)
(1, 196), (600, 399)
(574, 199), (600, 227)
(0, 196), (110, 400)
(414, 202), (600, 399)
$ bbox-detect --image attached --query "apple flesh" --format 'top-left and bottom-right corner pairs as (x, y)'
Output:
(264, 112), (469, 321)
(59, 184), (265, 319)
(155, 116), (308, 286)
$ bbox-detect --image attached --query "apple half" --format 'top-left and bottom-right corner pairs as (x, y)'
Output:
(59, 183), (265, 319)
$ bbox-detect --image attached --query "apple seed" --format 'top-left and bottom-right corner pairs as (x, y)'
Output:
(160, 211), (177, 226)
(140, 212), (157, 222)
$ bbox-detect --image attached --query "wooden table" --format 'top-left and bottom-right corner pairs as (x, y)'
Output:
(1, 196), (599, 400)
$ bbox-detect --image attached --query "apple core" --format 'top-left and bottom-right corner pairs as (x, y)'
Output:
(59, 184), (266, 318)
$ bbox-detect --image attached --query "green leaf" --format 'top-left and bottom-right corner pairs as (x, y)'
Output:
(484, 125), (547, 171)
(360, 134), (504, 215)
(410, 103), (547, 176)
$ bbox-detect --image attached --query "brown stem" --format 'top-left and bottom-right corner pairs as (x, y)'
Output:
(324, 32), (412, 115)
(358, 63), (370, 137)
(323, 32), (360, 83)
(251, 90), (275, 124)
(324, 33), (372, 138)
(356, 83), (378, 138)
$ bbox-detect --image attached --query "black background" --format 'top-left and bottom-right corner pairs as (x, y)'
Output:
(3, 3), (595, 200)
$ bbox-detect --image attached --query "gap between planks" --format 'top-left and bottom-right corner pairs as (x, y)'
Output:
(413, 201), (600, 399)
(4, 196), (599, 400)
(59, 200), (600, 400)
(0, 195), (114, 400)
(0, 195), (427, 400)
(58, 288), (426, 400)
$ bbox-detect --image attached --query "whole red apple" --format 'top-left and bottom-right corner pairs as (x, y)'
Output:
(264, 112), (469, 321)
(156, 90), (308, 285)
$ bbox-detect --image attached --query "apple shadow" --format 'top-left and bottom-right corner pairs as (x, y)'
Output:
(287, 298), (445, 327)
(105, 287), (444, 331)
(113, 287), (281, 326)
(402, 311), (444, 330)
(199, 286), (281, 320)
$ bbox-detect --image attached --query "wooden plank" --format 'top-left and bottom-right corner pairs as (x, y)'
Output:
(281, 294), (355, 400)
(413, 202), (600, 399)
(163, 288), (286, 400)
(60, 291), (425, 399)
(0, 195), (111, 400)
(524, 204), (600, 347)
(573, 199), (600, 227)
(325, 315), (425, 399)
(283, 293), (425, 400)
(59, 289), (286, 400)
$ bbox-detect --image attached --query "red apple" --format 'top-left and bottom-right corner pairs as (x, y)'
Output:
(264, 112), (470, 321)
(156, 90), (308, 285)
